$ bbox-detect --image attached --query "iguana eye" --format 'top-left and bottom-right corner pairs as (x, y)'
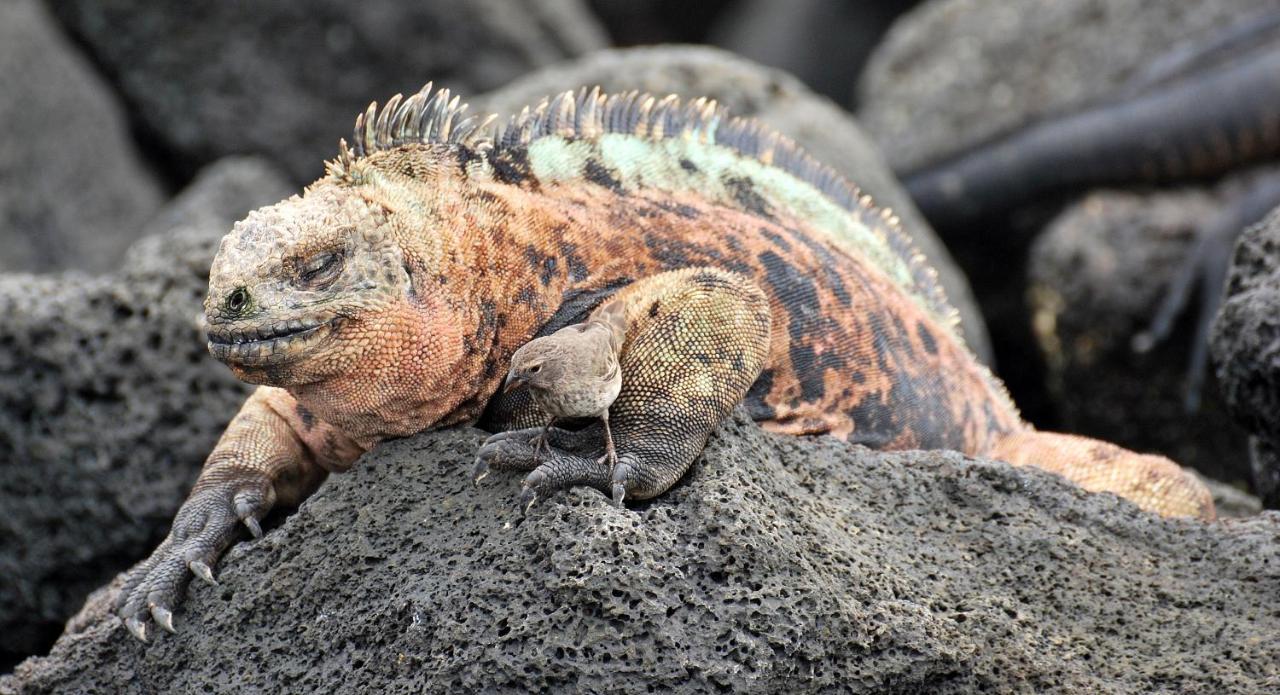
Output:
(298, 252), (343, 287)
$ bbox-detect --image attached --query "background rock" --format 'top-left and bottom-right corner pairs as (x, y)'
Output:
(0, 158), (288, 669)
(707, 0), (909, 107)
(0, 0), (163, 274)
(5, 413), (1277, 694)
(1027, 182), (1257, 485)
(47, 0), (607, 183)
(475, 45), (992, 362)
(857, 0), (1278, 174)
(1213, 207), (1280, 507)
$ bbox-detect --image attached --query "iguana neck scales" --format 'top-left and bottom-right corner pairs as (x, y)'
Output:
(118, 84), (1213, 642)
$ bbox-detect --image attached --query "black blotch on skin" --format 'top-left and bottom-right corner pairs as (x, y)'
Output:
(889, 369), (954, 450)
(851, 370), (867, 384)
(295, 404), (316, 430)
(784, 226), (851, 307)
(648, 301), (661, 318)
(724, 176), (773, 220)
(917, 321), (938, 356)
(516, 285), (538, 307)
(847, 391), (898, 448)
(491, 148), (537, 187)
(890, 314), (916, 361)
(761, 228), (791, 252)
(470, 300), (498, 355)
(558, 239), (590, 282)
(540, 279), (633, 337)
(652, 200), (702, 219)
(540, 256), (558, 287)
(744, 368), (778, 421)
(679, 158), (699, 173)
(584, 159), (625, 194)
(646, 234), (753, 276)
(759, 249), (835, 403)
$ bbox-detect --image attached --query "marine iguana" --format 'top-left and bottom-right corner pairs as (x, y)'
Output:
(116, 84), (1214, 642)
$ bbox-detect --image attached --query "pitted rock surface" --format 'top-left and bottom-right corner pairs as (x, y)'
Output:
(476, 45), (991, 362)
(48, 0), (606, 182)
(0, 0), (163, 273)
(1213, 207), (1280, 507)
(0, 158), (289, 667)
(858, 0), (1279, 173)
(5, 413), (1278, 693)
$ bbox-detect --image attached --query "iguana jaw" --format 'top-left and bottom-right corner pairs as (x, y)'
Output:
(206, 314), (342, 369)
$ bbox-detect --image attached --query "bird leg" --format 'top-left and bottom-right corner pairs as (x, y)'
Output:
(595, 412), (618, 469)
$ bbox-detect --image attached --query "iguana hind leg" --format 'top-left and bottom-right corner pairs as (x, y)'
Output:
(986, 429), (1215, 519)
(475, 267), (772, 509)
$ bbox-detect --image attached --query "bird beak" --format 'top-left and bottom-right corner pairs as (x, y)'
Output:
(503, 375), (527, 394)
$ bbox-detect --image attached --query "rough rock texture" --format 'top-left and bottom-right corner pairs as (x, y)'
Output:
(0, 0), (163, 273)
(48, 0), (606, 182)
(0, 158), (289, 668)
(476, 45), (992, 362)
(1213, 208), (1280, 507)
(1027, 182), (1258, 485)
(857, 0), (1278, 173)
(5, 413), (1278, 693)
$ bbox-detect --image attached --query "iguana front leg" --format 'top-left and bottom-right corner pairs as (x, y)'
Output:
(476, 267), (772, 508)
(116, 386), (363, 641)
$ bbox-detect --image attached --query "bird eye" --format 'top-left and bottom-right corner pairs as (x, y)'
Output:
(298, 252), (343, 287)
(528, 364), (541, 373)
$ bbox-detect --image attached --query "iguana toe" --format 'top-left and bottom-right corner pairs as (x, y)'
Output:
(150, 604), (177, 634)
(188, 560), (217, 586)
(124, 616), (148, 643)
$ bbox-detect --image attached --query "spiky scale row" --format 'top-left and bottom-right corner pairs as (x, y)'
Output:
(336, 83), (955, 332)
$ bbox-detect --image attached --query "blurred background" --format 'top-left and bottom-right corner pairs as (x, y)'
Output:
(3, 0), (1278, 671)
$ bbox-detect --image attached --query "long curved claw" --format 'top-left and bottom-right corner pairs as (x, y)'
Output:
(150, 604), (177, 634)
(519, 486), (539, 515)
(189, 560), (217, 586)
(242, 516), (263, 539)
(124, 616), (148, 643)
(471, 458), (490, 486)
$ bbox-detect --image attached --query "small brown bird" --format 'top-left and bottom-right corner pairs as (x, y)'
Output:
(504, 299), (627, 467)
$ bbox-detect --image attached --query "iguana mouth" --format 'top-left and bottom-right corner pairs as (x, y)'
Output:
(207, 317), (338, 366)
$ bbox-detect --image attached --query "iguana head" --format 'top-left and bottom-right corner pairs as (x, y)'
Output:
(205, 181), (405, 386)
(202, 149), (485, 418)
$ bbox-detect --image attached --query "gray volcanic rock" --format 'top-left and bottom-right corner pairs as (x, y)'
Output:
(47, 0), (606, 183)
(858, 0), (1277, 173)
(0, 158), (288, 667)
(1213, 207), (1280, 507)
(477, 45), (992, 363)
(5, 413), (1278, 693)
(0, 0), (163, 273)
(1027, 183), (1256, 485)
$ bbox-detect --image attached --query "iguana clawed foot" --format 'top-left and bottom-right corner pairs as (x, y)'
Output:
(473, 426), (628, 512)
(116, 475), (274, 642)
(476, 424), (634, 511)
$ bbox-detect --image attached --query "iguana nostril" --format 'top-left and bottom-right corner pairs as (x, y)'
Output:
(226, 287), (250, 314)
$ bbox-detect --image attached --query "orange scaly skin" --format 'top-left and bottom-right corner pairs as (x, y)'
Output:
(116, 86), (1213, 642)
